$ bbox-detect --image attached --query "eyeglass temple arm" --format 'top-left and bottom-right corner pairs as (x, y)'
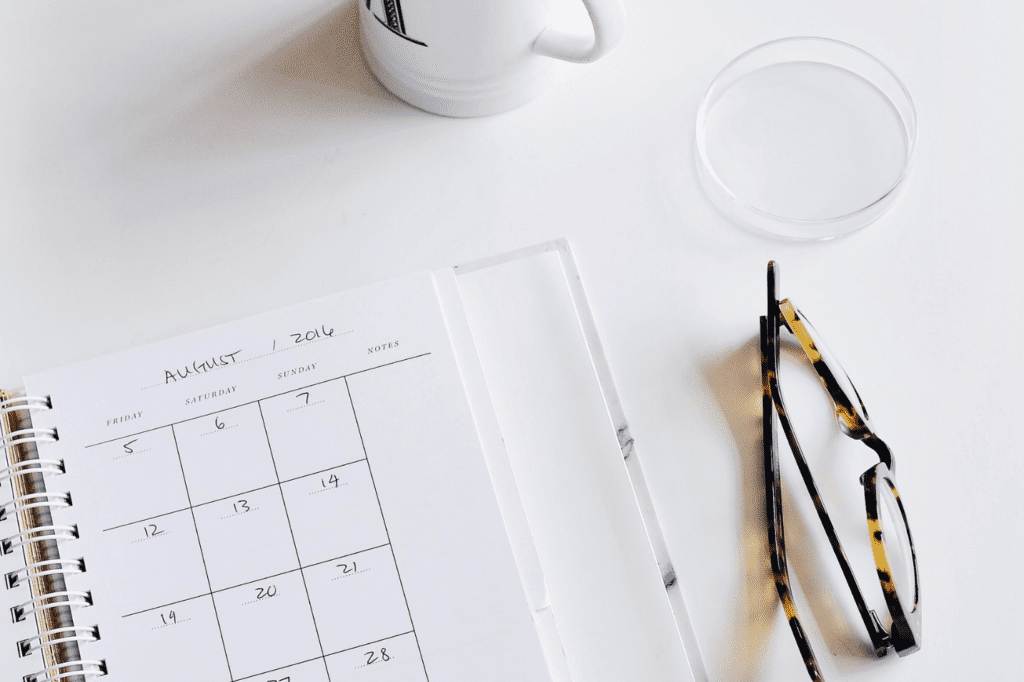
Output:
(762, 316), (826, 681)
(768, 370), (891, 656)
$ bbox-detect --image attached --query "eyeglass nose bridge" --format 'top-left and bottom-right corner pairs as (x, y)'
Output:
(862, 435), (894, 471)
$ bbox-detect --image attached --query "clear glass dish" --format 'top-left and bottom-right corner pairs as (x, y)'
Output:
(696, 37), (917, 240)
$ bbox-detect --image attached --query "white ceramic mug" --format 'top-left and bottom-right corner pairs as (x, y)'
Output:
(358, 0), (625, 117)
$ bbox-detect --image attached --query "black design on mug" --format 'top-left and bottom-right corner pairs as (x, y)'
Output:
(366, 0), (427, 47)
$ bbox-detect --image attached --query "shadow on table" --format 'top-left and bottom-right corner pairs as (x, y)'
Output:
(96, 0), (467, 234)
(125, 0), (426, 162)
(702, 337), (878, 681)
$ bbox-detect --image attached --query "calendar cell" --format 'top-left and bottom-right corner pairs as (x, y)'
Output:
(214, 570), (323, 681)
(91, 428), (189, 528)
(325, 632), (427, 682)
(173, 405), (277, 505)
(259, 381), (365, 482)
(112, 596), (231, 682)
(304, 545), (412, 656)
(192, 486), (300, 591)
(280, 461), (389, 568)
(97, 509), (209, 615)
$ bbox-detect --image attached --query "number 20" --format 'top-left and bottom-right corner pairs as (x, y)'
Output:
(256, 585), (277, 600)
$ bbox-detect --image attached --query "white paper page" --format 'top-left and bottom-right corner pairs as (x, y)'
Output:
(432, 270), (572, 682)
(456, 248), (696, 682)
(9, 272), (550, 682)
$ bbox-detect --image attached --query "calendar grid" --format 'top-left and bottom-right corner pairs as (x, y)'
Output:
(169, 423), (236, 680)
(83, 353), (432, 451)
(230, 631), (418, 682)
(256, 400), (333, 682)
(100, 460), (369, 533)
(119, 544), (393, 619)
(91, 356), (433, 682)
(345, 376), (430, 682)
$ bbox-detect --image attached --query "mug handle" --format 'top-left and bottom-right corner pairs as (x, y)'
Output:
(533, 0), (625, 63)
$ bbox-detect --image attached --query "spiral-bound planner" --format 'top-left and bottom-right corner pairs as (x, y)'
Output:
(1, 242), (703, 682)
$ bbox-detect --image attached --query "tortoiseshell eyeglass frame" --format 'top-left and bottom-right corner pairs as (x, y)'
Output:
(760, 261), (921, 681)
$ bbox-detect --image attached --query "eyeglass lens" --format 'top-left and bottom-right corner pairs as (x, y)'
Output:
(788, 307), (871, 428)
(877, 478), (918, 611)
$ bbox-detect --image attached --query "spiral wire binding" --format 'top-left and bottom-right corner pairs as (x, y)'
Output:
(2, 427), (59, 450)
(18, 625), (101, 656)
(1, 394), (105, 680)
(6, 558), (87, 589)
(0, 492), (73, 523)
(13, 590), (93, 623)
(24, 660), (108, 682)
(3, 525), (80, 556)
(0, 395), (51, 416)
(1, 459), (67, 484)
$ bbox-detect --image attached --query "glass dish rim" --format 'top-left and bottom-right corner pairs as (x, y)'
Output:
(695, 36), (918, 239)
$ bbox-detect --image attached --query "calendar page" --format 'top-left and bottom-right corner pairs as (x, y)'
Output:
(14, 271), (552, 682)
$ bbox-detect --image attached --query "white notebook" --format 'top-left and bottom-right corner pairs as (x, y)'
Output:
(1, 241), (703, 682)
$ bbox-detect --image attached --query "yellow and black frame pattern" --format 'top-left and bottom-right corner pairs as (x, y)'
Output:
(760, 261), (921, 680)
(862, 463), (921, 653)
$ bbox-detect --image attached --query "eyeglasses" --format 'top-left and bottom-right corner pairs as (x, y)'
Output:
(759, 261), (921, 680)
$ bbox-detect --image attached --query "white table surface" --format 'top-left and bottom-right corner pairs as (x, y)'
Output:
(2, 1), (1021, 681)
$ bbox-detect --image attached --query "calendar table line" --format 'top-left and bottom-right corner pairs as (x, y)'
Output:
(257, 398), (333, 680)
(326, 630), (416, 660)
(344, 377), (430, 682)
(83, 352), (431, 450)
(120, 542), (394, 619)
(100, 458), (370, 533)
(231, 630), (417, 682)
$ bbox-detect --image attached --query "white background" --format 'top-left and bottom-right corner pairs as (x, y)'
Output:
(2, 1), (1021, 680)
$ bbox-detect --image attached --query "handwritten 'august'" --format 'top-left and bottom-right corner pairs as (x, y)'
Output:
(164, 350), (243, 384)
